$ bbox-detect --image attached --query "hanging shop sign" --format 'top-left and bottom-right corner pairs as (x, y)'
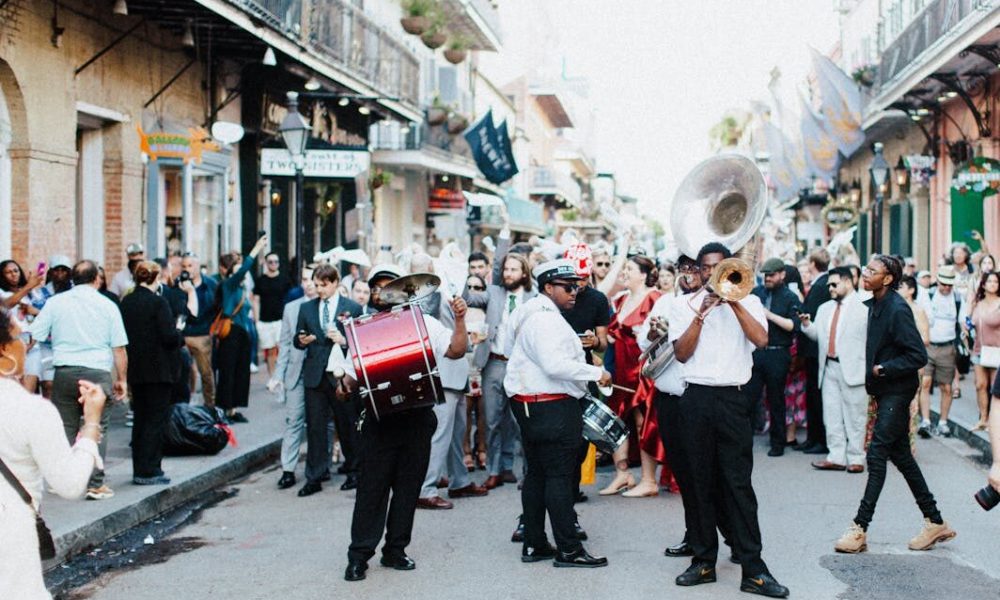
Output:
(137, 126), (220, 164)
(428, 188), (466, 212)
(821, 196), (859, 230)
(904, 155), (936, 188)
(260, 149), (371, 178)
(951, 156), (1000, 200)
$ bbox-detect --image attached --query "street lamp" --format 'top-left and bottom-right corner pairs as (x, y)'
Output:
(869, 142), (890, 253)
(278, 91), (311, 273)
(895, 155), (909, 190)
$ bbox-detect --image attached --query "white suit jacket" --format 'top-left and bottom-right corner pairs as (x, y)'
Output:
(802, 292), (868, 387)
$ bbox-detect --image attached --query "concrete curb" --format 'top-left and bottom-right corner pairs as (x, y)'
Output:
(929, 409), (991, 463)
(46, 437), (281, 568)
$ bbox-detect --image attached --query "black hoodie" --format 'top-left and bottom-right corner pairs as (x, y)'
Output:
(864, 291), (928, 397)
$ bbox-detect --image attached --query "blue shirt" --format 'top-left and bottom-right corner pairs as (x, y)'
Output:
(220, 257), (255, 333)
(29, 285), (128, 372)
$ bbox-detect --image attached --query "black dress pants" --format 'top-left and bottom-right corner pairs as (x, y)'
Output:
(677, 384), (767, 576)
(854, 393), (942, 529)
(348, 408), (436, 563)
(304, 376), (361, 483)
(745, 347), (791, 449)
(131, 382), (172, 478)
(511, 396), (582, 554)
(216, 326), (251, 410)
(804, 354), (826, 447)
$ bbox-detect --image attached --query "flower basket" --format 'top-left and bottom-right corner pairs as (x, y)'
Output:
(446, 115), (469, 135)
(444, 49), (468, 64)
(421, 30), (447, 49)
(427, 107), (447, 125)
(400, 15), (430, 35)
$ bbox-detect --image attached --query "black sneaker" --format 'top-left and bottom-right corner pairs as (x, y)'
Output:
(740, 573), (790, 598)
(918, 423), (932, 439)
(675, 562), (717, 586)
(521, 543), (557, 563)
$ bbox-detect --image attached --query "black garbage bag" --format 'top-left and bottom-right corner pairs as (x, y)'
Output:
(163, 404), (233, 456)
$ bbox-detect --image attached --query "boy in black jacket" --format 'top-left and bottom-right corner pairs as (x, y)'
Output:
(834, 254), (956, 554)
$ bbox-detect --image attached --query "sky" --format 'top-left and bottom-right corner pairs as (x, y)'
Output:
(495, 0), (841, 224)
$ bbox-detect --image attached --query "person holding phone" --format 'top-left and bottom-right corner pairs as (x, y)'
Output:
(0, 259), (44, 392)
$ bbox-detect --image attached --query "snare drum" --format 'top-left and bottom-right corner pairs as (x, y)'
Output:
(345, 304), (443, 420)
(581, 394), (630, 454)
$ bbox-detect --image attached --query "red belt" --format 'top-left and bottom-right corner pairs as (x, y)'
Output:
(513, 393), (567, 404)
(489, 353), (508, 362)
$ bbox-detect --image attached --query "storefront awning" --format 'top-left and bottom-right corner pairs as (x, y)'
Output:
(373, 148), (478, 179)
(479, 195), (546, 236)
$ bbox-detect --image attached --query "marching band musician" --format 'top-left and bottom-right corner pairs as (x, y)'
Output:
(329, 264), (470, 583)
(666, 243), (789, 598)
(502, 259), (612, 568)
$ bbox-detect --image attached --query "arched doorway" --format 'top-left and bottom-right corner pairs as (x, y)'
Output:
(0, 77), (11, 259)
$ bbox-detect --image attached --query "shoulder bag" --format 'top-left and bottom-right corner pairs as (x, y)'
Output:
(0, 456), (56, 560)
(210, 295), (245, 340)
(954, 297), (971, 376)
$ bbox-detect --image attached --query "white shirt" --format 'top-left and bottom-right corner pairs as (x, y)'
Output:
(29, 285), (128, 372)
(636, 294), (686, 396)
(502, 295), (603, 398)
(927, 289), (960, 344)
(327, 312), (459, 387)
(667, 289), (767, 387)
(109, 267), (133, 298)
(490, 288), (524, 355)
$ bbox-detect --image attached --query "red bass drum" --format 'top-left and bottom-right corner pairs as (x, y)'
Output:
(344, 305), (443, 420)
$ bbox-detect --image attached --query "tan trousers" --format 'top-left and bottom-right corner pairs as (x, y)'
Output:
(185, 335), (215, 407)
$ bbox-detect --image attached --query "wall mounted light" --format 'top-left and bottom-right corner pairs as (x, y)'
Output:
(113, 0), (128, 15)
(262, 47), (277, 66)
(181, 19), (195, 48)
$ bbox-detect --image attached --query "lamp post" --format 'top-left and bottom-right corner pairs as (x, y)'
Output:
(278, 91), (310, 274)
(869, 142), (890, 253)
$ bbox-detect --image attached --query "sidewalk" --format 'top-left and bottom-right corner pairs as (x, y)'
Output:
(42, 372), (285, 568)
(927, 372), (992, 461)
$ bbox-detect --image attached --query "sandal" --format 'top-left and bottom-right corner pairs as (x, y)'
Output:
(463, 453), (475, 472)
(477, 451), (487, 470)
(952, 388), (961, 399)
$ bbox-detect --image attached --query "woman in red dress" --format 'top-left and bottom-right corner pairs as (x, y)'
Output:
(599, 256), (664, 497)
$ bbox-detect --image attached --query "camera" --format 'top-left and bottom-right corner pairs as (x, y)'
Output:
(974, 485), (1000, 511)
(175, 270), (192, 286)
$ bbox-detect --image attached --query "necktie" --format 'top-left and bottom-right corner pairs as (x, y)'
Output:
(507, 293), (516, 314)
(322, 300), (330, 330)
(827, 301), (842, 358)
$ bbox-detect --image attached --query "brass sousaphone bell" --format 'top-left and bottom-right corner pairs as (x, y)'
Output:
(639, 154), (767, 380)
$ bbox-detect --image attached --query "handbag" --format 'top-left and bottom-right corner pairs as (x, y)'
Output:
(0, 456), (56, 560)
(210, 296), (244, 340)
(981, 345), (1000, 369)
(954, 297), (971, 375)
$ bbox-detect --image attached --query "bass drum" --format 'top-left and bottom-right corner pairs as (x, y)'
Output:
(580, 394), (629, 454)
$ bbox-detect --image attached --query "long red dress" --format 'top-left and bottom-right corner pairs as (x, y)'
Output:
(608, 291), (670, 469)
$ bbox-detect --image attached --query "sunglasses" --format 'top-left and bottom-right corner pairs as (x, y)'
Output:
(595, 262), (611, 267)
(467, 285), (485, 291)
(827, 282), (838, 288)
(550, 281), (580, 294)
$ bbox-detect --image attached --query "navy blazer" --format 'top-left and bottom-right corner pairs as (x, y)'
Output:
(293, 295), (363, 389)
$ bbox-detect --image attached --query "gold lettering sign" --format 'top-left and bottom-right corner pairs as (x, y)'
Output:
(137, 126), (220, 164)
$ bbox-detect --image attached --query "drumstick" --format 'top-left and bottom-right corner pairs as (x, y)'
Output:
(611, 384), (636, 394)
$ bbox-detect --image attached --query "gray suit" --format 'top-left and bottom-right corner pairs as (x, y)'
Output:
(274, 297), (309, 473)
(464, 281), (537, 476)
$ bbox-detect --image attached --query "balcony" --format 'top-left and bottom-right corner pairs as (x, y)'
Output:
(529, 166), (581, 208)
(439, 0), (502, 51)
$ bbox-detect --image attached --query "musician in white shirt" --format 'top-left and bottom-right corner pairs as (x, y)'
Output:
(666, 243), (789, 599)
(502, 259), (611, 568)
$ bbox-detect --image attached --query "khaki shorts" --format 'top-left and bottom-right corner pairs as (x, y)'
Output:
(926, 343), (956, 386)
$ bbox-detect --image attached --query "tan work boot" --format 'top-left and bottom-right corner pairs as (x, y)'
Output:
(834, 523), (867, 553)
(908, 519), (956, 551)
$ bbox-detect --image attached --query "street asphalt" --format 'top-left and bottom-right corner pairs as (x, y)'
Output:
(60, 429), (1000, 600)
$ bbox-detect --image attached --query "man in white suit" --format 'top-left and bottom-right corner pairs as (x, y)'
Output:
(800, 266), (870, 473)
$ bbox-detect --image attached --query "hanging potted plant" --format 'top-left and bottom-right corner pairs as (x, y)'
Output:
(426, 95), (448, 125)
(420, 9), (447, 49)
(369, 169), (394, 190)
(851, 64), (877, 88)
(446, 110), (469, 135)
(399, 0), (435, 35)
(443, 35), (470, 65)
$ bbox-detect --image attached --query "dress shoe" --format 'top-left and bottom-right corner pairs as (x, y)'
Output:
(436, 476), (449, 489)
(846, 464), (864, 474)
(521, 542), (558, 563)
(500, 470), (518, 484)
(448, 483), (488, 498)
(784, 439), (800, 449)
(740, 572), (790, 598)
(416, 496), (454, 510)
(277, 472), (296, 489)
(811, 460), (846, 471)
(319, 472), (331, 482)
(344, 561), (367, 581)
(340, 475), (358, 491)
(767, 447), (784, 457)
(803, 445), (829, 455)
(554, 548), (608, 568)
(297, 481), (322, 497)
(484, 475), (503, 489)
(664, 541), (693, 557)
(575, 491), (588, 503)
(793, 442), (817, 452)
(133, 475), (171, 485)
(675, 562), (716, 586)
(574, 521), (588, 540)
(380, 554), (416, 570)
(511, 517), (525, 543)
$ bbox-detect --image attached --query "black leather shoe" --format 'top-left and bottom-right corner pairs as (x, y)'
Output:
(802, 445), (829, 455)
(380, 554), (416, 571)
(793, 442), (817, 453)
(521, 543), (557, 563)
(767, 446), (784, 457)
(511, 517), (525, 543)
(297, 481), (322, 497)
(675, 563), (717, 586)
(574, 521), (588, 540)
(664, 541), (693, 557)
(319, 471), (331, 482)
(575, 491), (588, 503)
(277, 472), (296, 489)
(740, 572), (789, 598)
(554, 548), (608, 568)
(341, 474), (359, 491)
(344, 562), (367, 581)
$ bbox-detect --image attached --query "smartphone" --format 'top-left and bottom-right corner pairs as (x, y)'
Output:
(258, 229), (267, 239)
(36, 261), (46, 276)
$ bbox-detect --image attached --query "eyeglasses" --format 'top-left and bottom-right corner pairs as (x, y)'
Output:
(862, 267), (885, 276)
(550, 281), (580, 294)
(595, 262), (611, 268)
(266, 259), (279, 264)
(467, 285), (485, 291)
(827, 282), (838, 288)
